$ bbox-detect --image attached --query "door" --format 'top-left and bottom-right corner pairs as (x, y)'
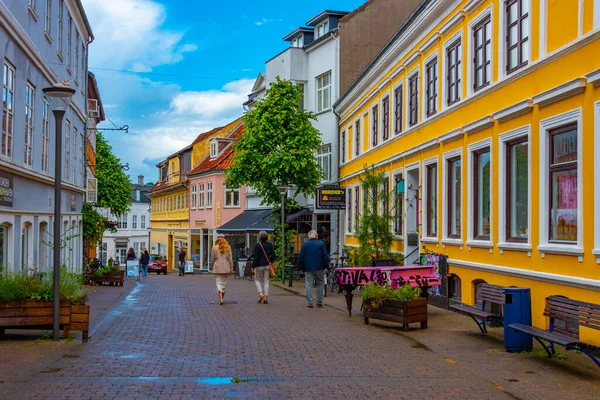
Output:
(404, 166), (420, 265)
(167, 235), (174, 271)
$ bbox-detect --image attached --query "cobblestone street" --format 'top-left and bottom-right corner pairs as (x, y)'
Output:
(1, 274), (598, 399)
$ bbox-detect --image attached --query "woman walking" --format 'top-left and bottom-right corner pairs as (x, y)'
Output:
(140, 248), (150, 277)
(211, 234), (234, 305)
(253, 231), (275, 304)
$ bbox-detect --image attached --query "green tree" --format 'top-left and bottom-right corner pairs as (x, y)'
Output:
(95, 132), (132, 216)
(348, 167), (395, 267)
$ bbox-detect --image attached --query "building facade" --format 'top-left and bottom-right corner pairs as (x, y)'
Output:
(99, 176), (151, 266)
(0, 0), (93, 273)
(335, 0), (600, 346)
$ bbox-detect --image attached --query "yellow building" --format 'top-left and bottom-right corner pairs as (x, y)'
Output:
(148, 117), (243, 271)
(335, 0), (600, 345)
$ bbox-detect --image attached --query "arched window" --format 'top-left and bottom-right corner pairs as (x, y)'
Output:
(448, 274), (462, 302)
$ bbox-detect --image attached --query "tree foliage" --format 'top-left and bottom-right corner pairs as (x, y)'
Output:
(226, 77), (323, 207)
(347, 167), (395, 267)
(95, 132), (132, 215)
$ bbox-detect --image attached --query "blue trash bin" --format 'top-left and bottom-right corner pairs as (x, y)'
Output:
(503, 287), (533, 352)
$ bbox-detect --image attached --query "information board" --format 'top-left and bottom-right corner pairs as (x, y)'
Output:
(126, 260), (139, 278)
(184, 260), (195, 274)
(316, 187), (346, 209)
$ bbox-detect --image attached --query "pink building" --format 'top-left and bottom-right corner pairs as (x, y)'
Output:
(188, 124), (246, 272)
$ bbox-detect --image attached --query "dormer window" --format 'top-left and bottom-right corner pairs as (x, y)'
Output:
(210, 140), (218, 159)
(316, 21), (329, 38)
(291, 35), (304, 48)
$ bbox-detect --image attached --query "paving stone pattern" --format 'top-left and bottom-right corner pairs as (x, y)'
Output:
(0, 275), (551, 399)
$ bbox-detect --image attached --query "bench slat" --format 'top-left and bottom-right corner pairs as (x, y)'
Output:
(508, 323), (578, 347)
(544, 309), (600, 330)
(547, 296), (600, 311)
(546, 299), (600, 317)
(450, 304), (500, 320)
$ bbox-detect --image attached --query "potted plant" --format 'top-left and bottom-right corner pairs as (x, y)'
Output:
(0, 268), (90, 341)
(362, 283), (428, 331)
(85, 258), (124, 286)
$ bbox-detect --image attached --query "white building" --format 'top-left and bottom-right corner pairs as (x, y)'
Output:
(243, 10), (347, 255)
(99, 176), (151, 266)
(0, 0), (93, 273)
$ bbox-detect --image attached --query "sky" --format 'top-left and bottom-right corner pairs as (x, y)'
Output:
(81, 0), (366, 184)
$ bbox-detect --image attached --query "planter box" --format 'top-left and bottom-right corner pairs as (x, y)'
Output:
(363, 298), (428, 331)
(84, 270), (124, 286)
(0, 300), (90, 342)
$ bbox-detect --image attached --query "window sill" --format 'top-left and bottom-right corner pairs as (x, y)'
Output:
(44, 32), (53, 44)
(593, 249), (600, 256)
(28, 7), (39, 21)
(421, 237), (439, 244)
(393, 235), (404, 241)
(441, 238), (462, 246)
(315, 108), (332, 116)
(537, 244), (584, 256)
(466, 240), (492, 249)
(223, 205), (241, 209)
(497, 242), (532, 252)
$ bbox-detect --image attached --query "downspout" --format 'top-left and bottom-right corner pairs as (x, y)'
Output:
(331, 29), (343, 257)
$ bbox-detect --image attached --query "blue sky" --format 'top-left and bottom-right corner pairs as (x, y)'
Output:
(81, 0), (366, 183)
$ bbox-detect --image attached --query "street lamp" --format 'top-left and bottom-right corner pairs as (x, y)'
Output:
(277, 185), (292, 287)
(43, 82), (76, 341)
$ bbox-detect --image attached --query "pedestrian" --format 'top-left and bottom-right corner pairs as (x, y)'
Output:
(297, 230), (329, 308)
(253, 231), (275, 304)
(140, 248), (150, 277)
(126, 247), (137, 262)
(178, 247), (187, 277)
(211, 234), (234, 305)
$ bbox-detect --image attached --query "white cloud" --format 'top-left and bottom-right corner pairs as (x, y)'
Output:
(131, 63), (152, 73)
(255, 18), (284, 26)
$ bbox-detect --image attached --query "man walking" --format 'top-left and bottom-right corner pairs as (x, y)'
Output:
(178, 247), (187, 277)
(297, 230), (329, 308)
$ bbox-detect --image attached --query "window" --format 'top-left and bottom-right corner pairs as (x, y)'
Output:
(298, 83), (305, 110)
(117, 214), (127, 229)
(355, 119), (361, 156)
(505, 0), (529, 73)
(67, 13), (72, 71)
(447, 157), (461, 238)
(394, 174), (403, 236)
(473, 17), (491, 91)
(549, 124), (577, 242)
(198, 183), (205, 208)
(75, 31), (80, 82)
(73, 127), (77, 183)
(42, 99), (49, 172)
(473, 148), (491, 240)
(81, 42), (85, 90)
(381, 177), (390, 217)
(447, 39), (461, 105)
(408, 72), (419, 127)
(132, 215), (138, 229)
(44, 0), (51, 35)
(57, 0), (63, 55)
(427, 164), (438, 237)
(354, 186), (360, 231)
(64, 120), (70, 180)
(225, 187), (240, 207)
(347, 187), (353, 234)
(506, 137), (528, 241)
(24, 83), (35, 166)
(317, 145), (332, 182)
(316, 21), (329, 38)
(207, 182), (213, 208)
(2, 62), (15, 159)
(341, 131), (346, 163)
(316, 72), (331, 112)
(191, 184), (197, 209)
(371, 104), (378, 147)
(425, 58), (438, 117)
(210, 141), (217, 158)
(177, 195), (181, 210)
(80, 131), (84, 178)
(394, 85), (403, 134)
(291, 38), (298, 47)
(382, 97), (390, 141)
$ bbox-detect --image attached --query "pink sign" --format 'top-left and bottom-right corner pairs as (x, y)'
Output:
(335, 266), (441, 288)
(558, 174), (577, 209)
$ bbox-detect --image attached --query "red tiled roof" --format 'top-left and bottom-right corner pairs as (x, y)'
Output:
(148, 177), (188, 195)
(192, 127), (223, 145)
(187, 124), (243, 176)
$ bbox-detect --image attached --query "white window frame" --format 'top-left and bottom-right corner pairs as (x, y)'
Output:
(467, 5), (494, 97)
(41, 98), (49, 172)
(467, 138), (493, 248)
(422, 51), (439, 122)
(538, 108), (583, 257)
(198, 183), (205, 208)
(132, 214), (138, 230)
(75, 30), (80, 83)
(370, 99), (380, 149)
(64, 120), (70, 180)
(594, 101), (600, 261)
(224, 186), (241, 208)
(380, 92), (392, 143)
(79, 130), (84, 179)
(379, 173), (390, 218)
(207, 182), (213, 208)
(57, 0), (63, 56)
(595, 0), (600, 30)
(406, 65), (420, 128)
(191, 184), (197, 209)
(340, 130), (346, 164)
(392, 168), (404, 238)
(317, 144), (332, 182)
(24, 83), (35, 167)
(442, 148), (463, 245)
(2, 61), (15, 160)
(67, 13), (72, 73)
(422, 157), (439, 243)
(316, 71), (332, 113)
(354, 117), (362, 157)
(442, 30), (463, 111)
(392, 80), (404, 135)
(44, 0), (51, 36)
(498, 0), (532, 80)
(72, 127), (77, 183)
(346, 185), (353, 235)
(498, 125), (531, 252)
(210, 140), (217, 158)
(141, 215), (146, 230)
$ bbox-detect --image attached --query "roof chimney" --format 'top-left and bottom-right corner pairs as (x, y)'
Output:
(138, 175), (144, 185)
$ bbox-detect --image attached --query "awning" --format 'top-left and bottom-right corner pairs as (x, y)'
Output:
(286, 208), (312, 223)
(217, 209), (274, 233)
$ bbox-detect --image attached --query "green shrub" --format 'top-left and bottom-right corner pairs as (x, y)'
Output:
(361, 283), (422, 309)
(0, 267), (87, 304)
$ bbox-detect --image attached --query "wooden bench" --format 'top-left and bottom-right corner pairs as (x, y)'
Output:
(450, 284), (505, 333)
(509, 296), (600, 368)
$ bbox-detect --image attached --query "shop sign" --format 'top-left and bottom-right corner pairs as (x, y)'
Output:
(216, 202), (221, 226)
(195, 220), (206, 227)
(0, 172), (13, 208)
(316, 187), (345, 209)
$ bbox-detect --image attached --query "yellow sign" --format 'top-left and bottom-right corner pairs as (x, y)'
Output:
(216, 201), (221, 226)
(195, 220), (206, 227)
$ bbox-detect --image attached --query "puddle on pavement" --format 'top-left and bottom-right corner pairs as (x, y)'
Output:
(119, 353), (147, 359)
(39, 368), (62, 374)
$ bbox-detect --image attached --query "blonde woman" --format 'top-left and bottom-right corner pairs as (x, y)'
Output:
(211, 234), (234, 305)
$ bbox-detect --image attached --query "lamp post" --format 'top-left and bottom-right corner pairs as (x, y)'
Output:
(43, 82), (76, 341)
(276, 185), (289, 287)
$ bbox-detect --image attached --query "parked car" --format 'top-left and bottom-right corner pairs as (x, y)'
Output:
(148, 254), (167, 275)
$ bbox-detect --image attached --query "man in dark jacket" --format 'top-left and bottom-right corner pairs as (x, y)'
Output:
(297, 230), (329, 308)
(178, 247), (187, 277)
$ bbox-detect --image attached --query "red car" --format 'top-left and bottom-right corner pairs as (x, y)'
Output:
(148, 254), (167, 275)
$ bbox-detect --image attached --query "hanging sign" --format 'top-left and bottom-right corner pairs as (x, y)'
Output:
(316, 187), (346, 209)
(0, 171), (13, 208)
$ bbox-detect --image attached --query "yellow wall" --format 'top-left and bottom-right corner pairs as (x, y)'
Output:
(337, 0), (600, 345)
(168, 157), (180, 184)
(191, 117), (243, 166)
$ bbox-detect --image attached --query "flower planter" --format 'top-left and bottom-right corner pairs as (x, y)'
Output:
(363, 298), (428, 331)
(84, 270), (124, 286)
(0, 300), (90, 342)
